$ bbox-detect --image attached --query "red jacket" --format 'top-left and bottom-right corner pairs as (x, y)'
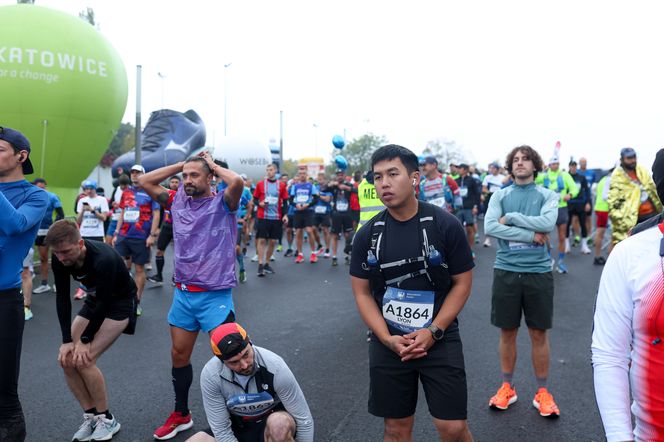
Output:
(253, 179), (289, 219)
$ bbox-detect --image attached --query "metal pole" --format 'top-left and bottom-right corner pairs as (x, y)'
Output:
(279, 110), (283, 170)
(223, 63), (232, 136)
(135, 65), (142, 165)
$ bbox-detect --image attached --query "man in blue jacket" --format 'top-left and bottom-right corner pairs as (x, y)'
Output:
(0, 127), (48, 440)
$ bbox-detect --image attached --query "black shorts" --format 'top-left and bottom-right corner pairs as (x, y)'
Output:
(351, 210), (360, 224)
(331, 212), (354, 234)
(204, 421), (267, 442)
(256, 219), (282, 240)
(314, 213), (331, 228)
(491, 269), (554, 330)
(157, 223), (173, 251)
(293, 211), (314, 229)
(78, 295), (137, 335)
(35, 235), (46, 247)
(114, 237), (150, 265)
(368, 337), (467, 420)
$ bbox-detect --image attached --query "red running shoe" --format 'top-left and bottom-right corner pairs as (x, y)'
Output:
(153, 411), (193, 440)
(295, 253), (304, 264)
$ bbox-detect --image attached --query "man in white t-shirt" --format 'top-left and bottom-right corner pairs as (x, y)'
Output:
(76, 180), (109, 242)
(482, 163), (507, 247)
(75, 180), (109, 300)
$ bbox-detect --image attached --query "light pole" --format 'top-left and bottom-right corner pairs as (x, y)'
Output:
(313, 123), (319, 157)
(223, 63), (232, 136)
(157, 72), (166, 109)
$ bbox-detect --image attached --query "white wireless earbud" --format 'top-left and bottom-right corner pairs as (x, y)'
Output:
(412, 179), (417, 186)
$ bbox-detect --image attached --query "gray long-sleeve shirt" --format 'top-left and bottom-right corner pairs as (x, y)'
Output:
(200, 346), (314, 442)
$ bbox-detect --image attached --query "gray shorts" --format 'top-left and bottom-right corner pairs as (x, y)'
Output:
(456, 209), (475, 226)
(22, 248), (34, 272)
(556, 207), (569, 226)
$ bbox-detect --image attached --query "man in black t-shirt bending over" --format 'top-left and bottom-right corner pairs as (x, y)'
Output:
(47, 219), (137, 442)
(350, 144), (475, 441)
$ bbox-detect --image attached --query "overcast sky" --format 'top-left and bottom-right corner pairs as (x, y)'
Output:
(5, 0), (664, 170)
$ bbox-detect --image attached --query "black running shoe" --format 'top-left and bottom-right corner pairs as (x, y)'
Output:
(257, 264), (265, 277)
(112, 109), (206, 177)
(263, 264), (275, 274)
(284, 248), (293, 257)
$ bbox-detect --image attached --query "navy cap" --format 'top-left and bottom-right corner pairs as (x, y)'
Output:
(423, 156), (438, 165)
(620, 147), (636, 158)
(0, 126), (33, 174)
(458, 163), (470, 169)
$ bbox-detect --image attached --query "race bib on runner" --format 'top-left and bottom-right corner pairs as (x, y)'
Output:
(382, 286), (434, 333)
(459, 187), (468, 197)
(336, 201), (349, 212)
(124, 209), (140, 223)
(315, 205), (327, 214)
(429, 197), (446, 208)
(295, 194), (309, 204)
(37, 229), (49, 236)
(226, 391), (277, 419)
(81, 215), (99, 228)
(111, 211), (121, 221)
(264, 195), (278, 205)
(508, 241), (543, 250)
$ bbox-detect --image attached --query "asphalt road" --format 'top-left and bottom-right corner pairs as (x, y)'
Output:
(20, 227), (606, 441)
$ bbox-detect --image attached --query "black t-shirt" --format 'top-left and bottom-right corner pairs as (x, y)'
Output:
(53, 239), (137, 343)
(350, 203), (474, 337)
(330, 180), (354, 213)
(455, 175), (482, 209)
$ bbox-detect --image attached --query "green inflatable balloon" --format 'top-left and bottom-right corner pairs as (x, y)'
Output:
(0, 5), (127, 192)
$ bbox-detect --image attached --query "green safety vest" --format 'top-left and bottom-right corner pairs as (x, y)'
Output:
(357, 179), (385, 231)
(594, 175), (609, 212)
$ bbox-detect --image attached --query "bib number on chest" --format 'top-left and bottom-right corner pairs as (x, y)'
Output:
(314, 205), (327, 214)
(37, 228), (49, 236)
(336, 201), (349, 212)
(295, 194), (309, 204)
(382, 287), (434, 333)
(124, 209), (140, 223)
(459, 187), (468, 197)
(81, 214), (99, 228)
(508, 241), (542, 250)
(429, 197), (446, 208)
(264, 195), (278, 205)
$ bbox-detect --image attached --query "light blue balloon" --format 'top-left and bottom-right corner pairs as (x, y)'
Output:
(335, 155), (348, 170)
(332, 135), (345, 149)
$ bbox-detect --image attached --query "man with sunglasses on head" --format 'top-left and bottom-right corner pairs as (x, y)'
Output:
(0, 127), (48, 440)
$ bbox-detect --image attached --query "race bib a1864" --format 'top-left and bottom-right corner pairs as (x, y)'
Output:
(382, 286), (434, 333)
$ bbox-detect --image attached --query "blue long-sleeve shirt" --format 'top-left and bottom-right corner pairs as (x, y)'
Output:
(0, 180), (48, 290)
(484, 182), (558, 273)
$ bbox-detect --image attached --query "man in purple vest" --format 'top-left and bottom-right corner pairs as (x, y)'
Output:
(138, 152), (244, 440)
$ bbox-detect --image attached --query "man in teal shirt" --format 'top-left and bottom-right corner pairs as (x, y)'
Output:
(534, 156), (578, 273)
(484, 145), (561, 418)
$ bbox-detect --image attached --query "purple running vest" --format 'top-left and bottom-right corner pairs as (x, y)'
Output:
(171, 188), (237, 290)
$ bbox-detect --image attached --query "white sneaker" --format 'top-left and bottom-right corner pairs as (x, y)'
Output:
(581, 244), (591, 254)
(89, 415), (120, 441)
(72, 413), (95, 441)
(33, 283), (51, 294)
(251, 254), (259, 262)
(483, 238), (491, 247)
(270, 255), (275, 262)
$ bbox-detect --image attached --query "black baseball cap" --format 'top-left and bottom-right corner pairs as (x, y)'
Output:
(423, 156), (438, 165)
(0, 127), (33, 174)
(620, 147), (636, 158)
(458, 163), (470, 169)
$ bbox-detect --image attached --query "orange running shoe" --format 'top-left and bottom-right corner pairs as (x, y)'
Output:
(532, 388), (560, 417)
(489, 382), (517, 410)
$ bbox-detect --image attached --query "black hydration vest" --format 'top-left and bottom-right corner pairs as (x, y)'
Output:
(364, 202), (452, 308)
(227, 364), (286, 432)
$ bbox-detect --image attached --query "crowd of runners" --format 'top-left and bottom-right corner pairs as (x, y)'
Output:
(2, 123), (663, 441)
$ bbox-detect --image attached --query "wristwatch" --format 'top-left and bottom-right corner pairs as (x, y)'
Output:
(80, 335), (92, 344)
(427, 324), (445, 341)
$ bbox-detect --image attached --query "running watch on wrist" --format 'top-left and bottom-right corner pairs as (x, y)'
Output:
(427, 324), (444, 341)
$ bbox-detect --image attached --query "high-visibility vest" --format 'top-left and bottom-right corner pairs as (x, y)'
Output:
(357, 178), (385, 231)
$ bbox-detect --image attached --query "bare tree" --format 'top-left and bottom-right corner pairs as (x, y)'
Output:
(79, 7), (97, 27)
(422, 138), (471, 169)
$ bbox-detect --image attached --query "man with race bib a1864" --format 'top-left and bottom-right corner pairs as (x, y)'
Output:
(350, 144), (475, 441)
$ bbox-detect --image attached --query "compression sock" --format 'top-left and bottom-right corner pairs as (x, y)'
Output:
(156, 255), (165, 277)
(536, 376), (548, 389)
(502, 372), (514, 387)
(172, 364), (193, 416)
(558, 252), (565, 261)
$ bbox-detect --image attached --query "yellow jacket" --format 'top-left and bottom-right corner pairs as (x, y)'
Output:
(608, 164), (662, 243)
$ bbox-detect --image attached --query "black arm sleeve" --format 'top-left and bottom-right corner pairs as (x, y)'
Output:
(253, 197), (260, 207)
(281, 200), (289, 217)
(309, 194), (319, 206)
(583, 178), (591, 204)
(52, 256), (73, 343)
(55, 207), (65, 221)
